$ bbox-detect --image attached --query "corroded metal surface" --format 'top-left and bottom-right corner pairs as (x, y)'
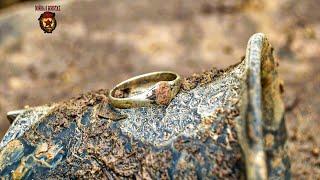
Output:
(0, 106), (53, 149)
(0, 33), (290, 179)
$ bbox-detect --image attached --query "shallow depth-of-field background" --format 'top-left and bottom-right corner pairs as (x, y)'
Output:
(0, 0), (319, 178)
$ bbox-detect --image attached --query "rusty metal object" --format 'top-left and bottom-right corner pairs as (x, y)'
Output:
(0, 33), (290, 179)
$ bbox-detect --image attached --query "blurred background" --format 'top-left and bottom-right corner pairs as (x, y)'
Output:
(0, 0), (319, 178)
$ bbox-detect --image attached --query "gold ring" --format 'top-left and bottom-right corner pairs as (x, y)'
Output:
(109, 71), (181, 109)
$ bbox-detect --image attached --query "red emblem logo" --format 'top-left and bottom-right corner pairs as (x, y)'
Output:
(38, 11), (57, 33)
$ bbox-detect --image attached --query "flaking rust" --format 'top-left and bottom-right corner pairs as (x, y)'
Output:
(0, 33), (290, 179)
(155, 81), (172, 105)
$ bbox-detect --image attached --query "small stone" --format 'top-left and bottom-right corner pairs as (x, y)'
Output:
(311, 147), (320, 157)
(265, 133), (274, 148)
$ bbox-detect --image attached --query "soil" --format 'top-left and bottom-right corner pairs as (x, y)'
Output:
(0, 0), (319, 178)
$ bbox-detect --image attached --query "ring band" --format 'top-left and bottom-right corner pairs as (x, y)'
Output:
(109, 71), (181, 109)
